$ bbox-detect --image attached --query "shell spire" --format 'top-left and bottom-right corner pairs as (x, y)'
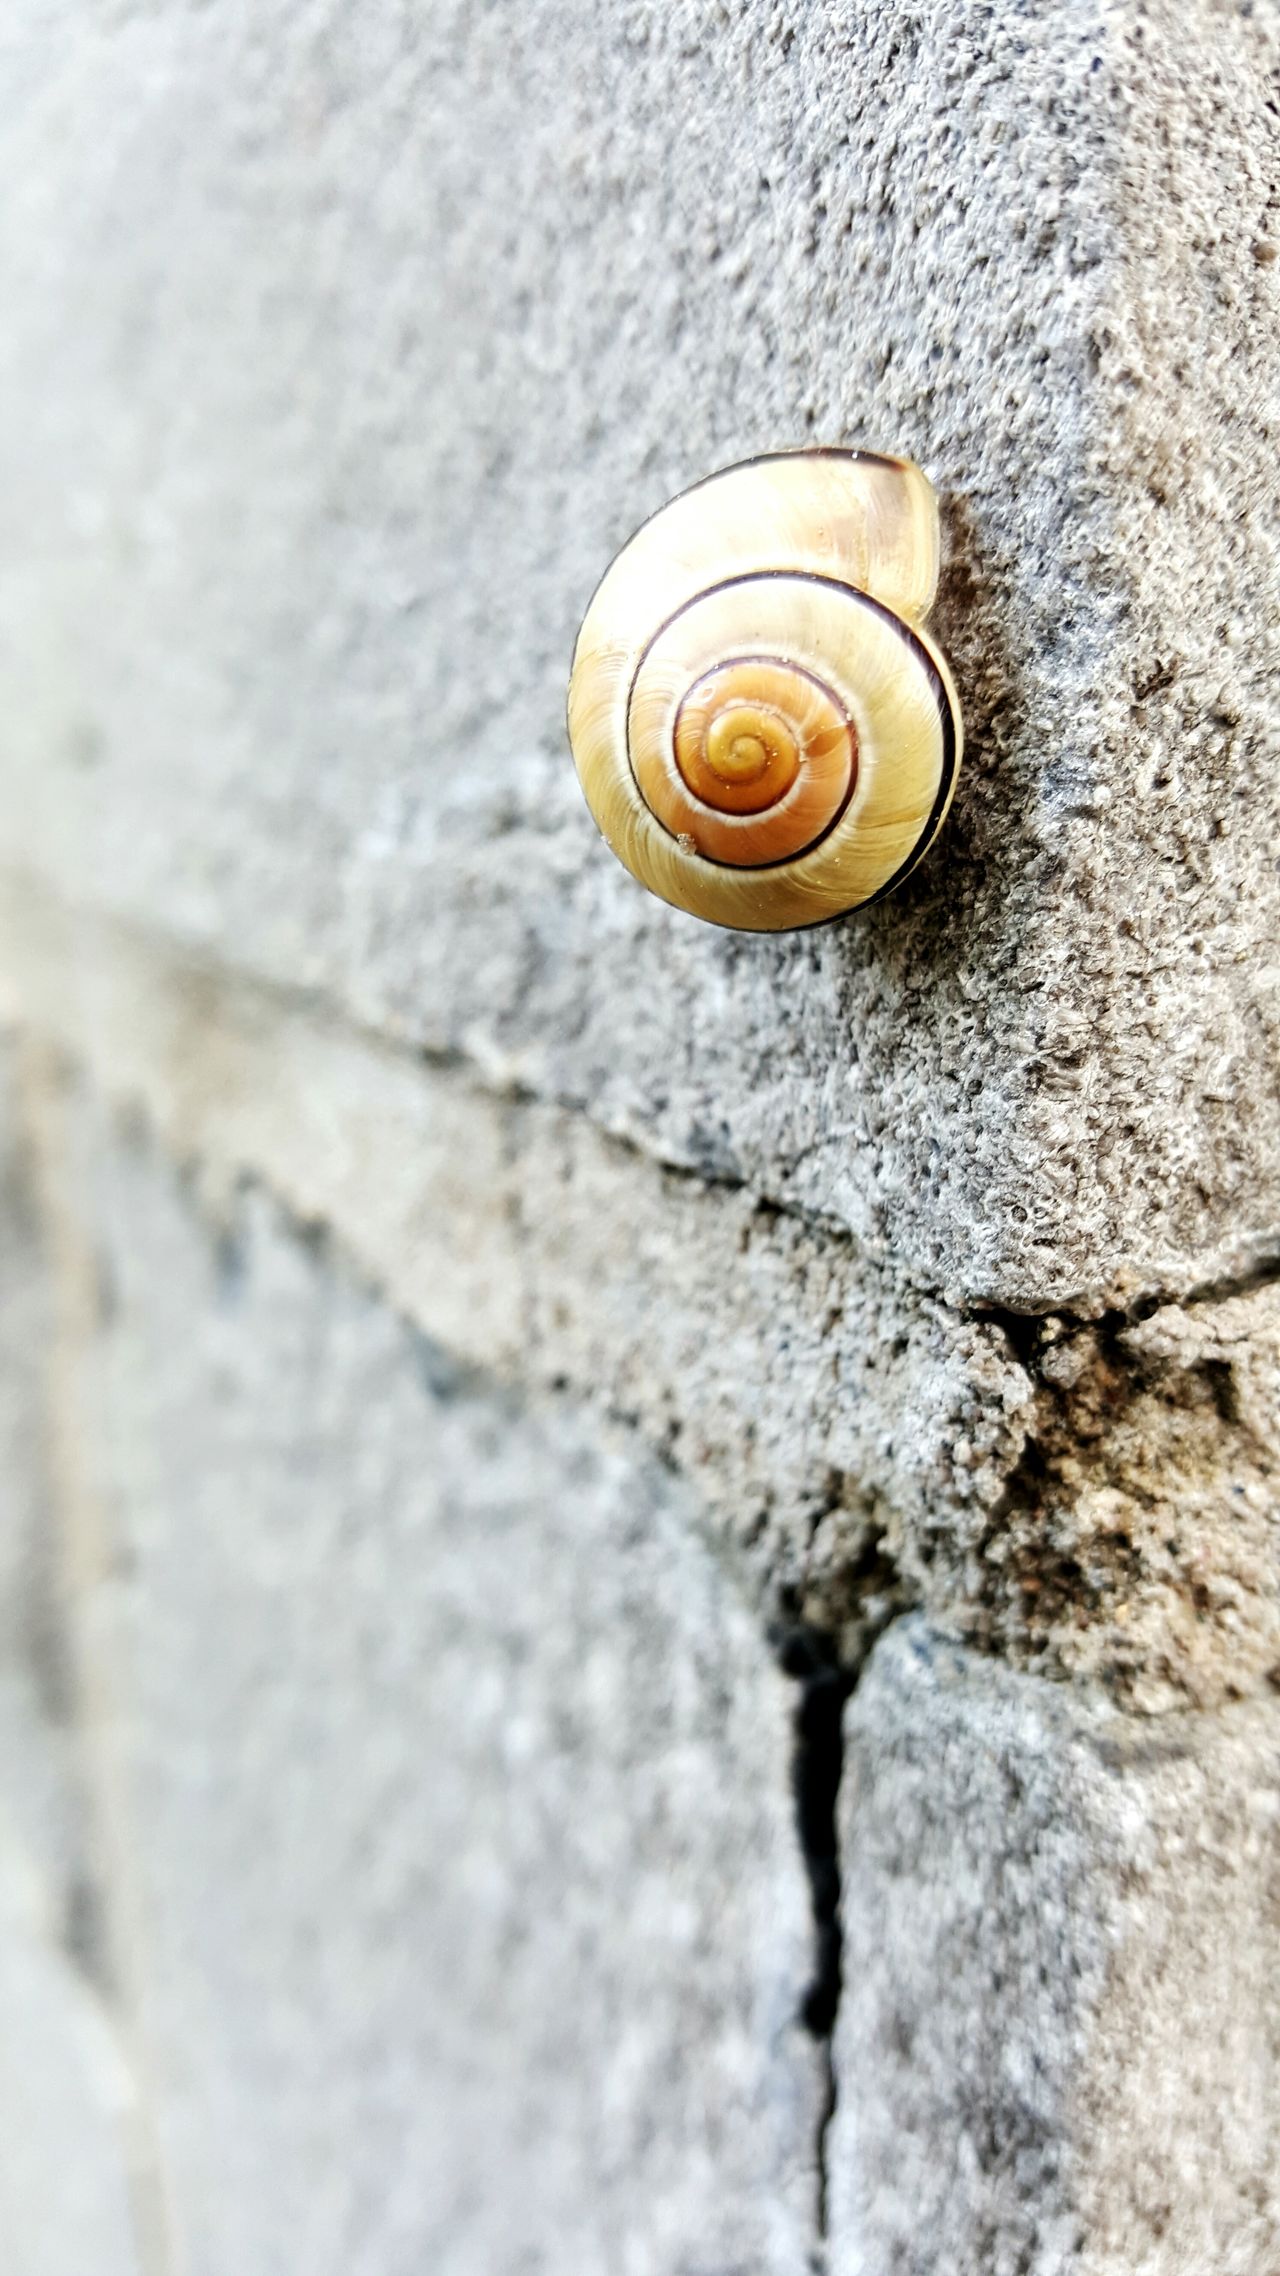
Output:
(567, 449), (962, 931)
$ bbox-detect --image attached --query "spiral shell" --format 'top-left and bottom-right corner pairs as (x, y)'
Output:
(567, 449), (962, 931)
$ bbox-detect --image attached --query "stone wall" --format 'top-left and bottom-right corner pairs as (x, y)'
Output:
(0, 3), (1277, 2270)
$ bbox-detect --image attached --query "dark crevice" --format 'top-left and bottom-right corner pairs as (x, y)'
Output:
(782, 1628), (851, 2040)
(976, 1242), (1280, 1348)
(14, 888), (1280, 1339)
(777, 1618), (878, 2258)
(1169, 1249), (1280, 1317)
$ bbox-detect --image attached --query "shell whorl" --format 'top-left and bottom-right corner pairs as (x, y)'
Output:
(567, 449), (962, 932)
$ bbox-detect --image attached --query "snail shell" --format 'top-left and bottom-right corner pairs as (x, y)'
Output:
(567, 449), (962, 931)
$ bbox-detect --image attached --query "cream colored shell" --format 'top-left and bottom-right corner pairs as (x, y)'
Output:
(567, 449), (963, 932)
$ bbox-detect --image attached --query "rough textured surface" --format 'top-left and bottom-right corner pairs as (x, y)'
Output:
(829, 1619), (1280, 2276)
(8, 889), (1280, 1715)
(0, 886), (1029, 1678)
(74, 1115), (822, 2276)
(0, 4), (1279, 2268)
(0, 2), (1277, 1310)
(940, 1288), (1280, 1713)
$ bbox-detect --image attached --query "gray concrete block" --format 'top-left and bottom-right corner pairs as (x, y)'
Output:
(9, 896), (1280, 1715)
(2, 2), (1280, 2250)
(79, 1125), (824, 2275)
(0, 4), (1275, 1310)
(0, 883), (1029, 1671)
(829, 1619), (1280, 2275)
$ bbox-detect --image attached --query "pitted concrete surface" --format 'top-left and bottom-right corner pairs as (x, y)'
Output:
(0, 4), (1278, 2269)
(0, 3), (1276, 1308)
(74, 1125), (823, 2276)
(831, 1620), (1280, 2276)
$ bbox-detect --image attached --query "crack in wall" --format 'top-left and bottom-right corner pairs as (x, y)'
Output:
(17, 1005), (1280, 2270)
(36, 1071), (870, 2271)
(45, 1062), (897, 2271)
(19, 981), (1280, 1717)
(7, 893), (1280, 1720)
(779, 1625), (851, 2260)
(777, 1604), (908, 2263)
(979, 1245), (1280, 1341)
(5, 868), (1280, 1333)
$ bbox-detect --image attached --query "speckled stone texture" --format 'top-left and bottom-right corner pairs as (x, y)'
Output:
(6, 886), (1278, 1715)
(0, 1), (1277, 1309)
(829, 1620), (1280, 2276)
(0, 2), (1278, 2269)
(76, 1124), (823, 2276)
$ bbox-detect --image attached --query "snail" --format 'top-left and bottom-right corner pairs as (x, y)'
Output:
(567, 448), (962, 931)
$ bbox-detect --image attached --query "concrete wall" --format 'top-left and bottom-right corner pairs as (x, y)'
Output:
(0, 3), (1277, 2270)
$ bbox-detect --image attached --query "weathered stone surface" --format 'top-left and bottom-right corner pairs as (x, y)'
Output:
(9, 892), (1280, 1714)
(1, 4), (1279, 2263)
(74, 1119), (823, 2274)
(830, 1619), (1280, 2275)
(0, 3), (1276, 1310)
(926, 1287), (1280, 1713)
(0, 885), (1030, 1670)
